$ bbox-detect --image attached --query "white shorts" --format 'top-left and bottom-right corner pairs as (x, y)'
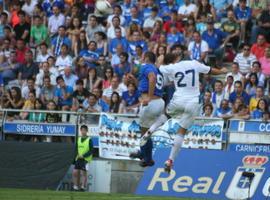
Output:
(139, 98), (165, 128)
(166, 99), (201, 129)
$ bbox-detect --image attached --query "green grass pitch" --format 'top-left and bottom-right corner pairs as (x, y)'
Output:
(0, 188), (204, 200)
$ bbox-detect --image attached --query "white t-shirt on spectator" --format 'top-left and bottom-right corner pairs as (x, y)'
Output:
(143, 16), (162, 29)
(36, 53), (51, 63)
(35, 68), (59, 87)
(107, 26), (126, 40)
(22, 86), (41, 99)
(22, 0), (37, 16)
(55, 55), (73, 72)
(48, 14), (65, 35)
(63, 73), (78, 89)
(178, 3), (197, 16)
(225, 72), (243, 84)
(233, 53), (257, 74)
(102, 86), (125, 98)
(188, 40), (209, 60)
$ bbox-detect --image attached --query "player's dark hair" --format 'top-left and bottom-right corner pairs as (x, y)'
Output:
(144, 51), (156, 64)
(164, 53), (177, 65)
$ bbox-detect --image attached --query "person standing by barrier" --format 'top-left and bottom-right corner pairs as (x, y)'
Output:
(72, 125), (93, 191)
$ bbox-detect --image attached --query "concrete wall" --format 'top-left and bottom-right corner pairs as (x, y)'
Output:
(110, 159), (144, 194)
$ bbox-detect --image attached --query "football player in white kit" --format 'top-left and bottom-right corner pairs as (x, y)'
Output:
(141, 53), (227, 173)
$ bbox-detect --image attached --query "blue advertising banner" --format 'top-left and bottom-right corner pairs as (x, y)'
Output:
(136, 149), (270, 200)
(229, 120), (270, 133)
(3, 122), (76, 136)
(228, 144), (270, 154)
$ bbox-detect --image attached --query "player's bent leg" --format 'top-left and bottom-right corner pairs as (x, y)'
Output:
(140, 114), (168, 147)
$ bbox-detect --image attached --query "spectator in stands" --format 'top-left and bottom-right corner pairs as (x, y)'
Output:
(188, 31), (208, 62)
(0, 38), (12, 64)
(20, 90), (36, 120)
(195, 0), (216, 22)
(107, 4), (125, 27)
(83, 67), (102, 92)
(83, 93), (102, 123)
(28, 98), (46, 123)
(249, 86), (265, 112)
(22, 77), (41, 99)
(250, 2), (270, 43)
(46, 100), (61, 123)
(221, 10), (240, 49)
(73, 30), (88, 57)
(94, 31), (108, 56)
(74, 56), (88, 80)
(124, 6), (143, 27)
(246, 61), (265, 87)
(55, 44), (73, 73)
(54, 75), (73, 111)
(109, 27), (128, 56)
(109, 91), (121, 113)
(14, 11), (31, 43)
(63, 66), (78, 89)
(102, 76), (125, 104)
(160, 0), (179, 22)
(163, 10), (184, 34)
(225, 62), (244, 85)
(113, 52), (131, 80)
(107, 16), (126, 40)
(3, 86), (24, 111)
(202, 18), (227, 64)
(166, 24), (185, 48)
(128, 30), (148, 57)
(201, 73), (216, 92)
(15, 39), (30, 64)
(245, 73), (259, 97)
(213, 99), (232, 119)
(178, 0), (197, 21)
(102, 66), (113, 89)
(120, 82), (140, 114)
(143, 7), (162, 31)
(202, 103), (214, 117)
(259, 46), (270, 77)
(211, 80), (225, 110)
(51, 26), (71, 57)
(89, 87), (109, 112)
(0, 51), (20, 86)
(36, 61), (59, 87)
(79, 41), (99, 68)
(96, 55), (110, 79)
(234, 43), (257, 75)
(85, 15), (104, 41)
(232, 96), (250, 119)
(40, 76), (56, 106)
(30, 15), (48, 48)
(234, 0), (252, 43)
(0, 12), (9, 41)
(251, 34), (270, 60)
(18, 50), (39, 87)
(229, 80), (250, 106)
(72, 79), (90, 111)
(48, 5), (65, 37)
(36, 43), (51, 63)
(67, 16), (83, 50)
(209, 0), (233, 20)
(224, 75), (235, 100)
(251, 99), (269, 120)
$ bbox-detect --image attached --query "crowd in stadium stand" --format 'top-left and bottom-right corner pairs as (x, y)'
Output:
(0, 0), (269, 123)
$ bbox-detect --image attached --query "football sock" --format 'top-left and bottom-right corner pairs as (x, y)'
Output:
(169, 134), (184, 161)
(149, 114), (168, 133)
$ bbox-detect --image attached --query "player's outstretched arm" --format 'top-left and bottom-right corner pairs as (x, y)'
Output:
(209, 67), (228, 75)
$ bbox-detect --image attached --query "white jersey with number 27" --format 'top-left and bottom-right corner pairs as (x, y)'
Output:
(160, 60), (210, 102)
